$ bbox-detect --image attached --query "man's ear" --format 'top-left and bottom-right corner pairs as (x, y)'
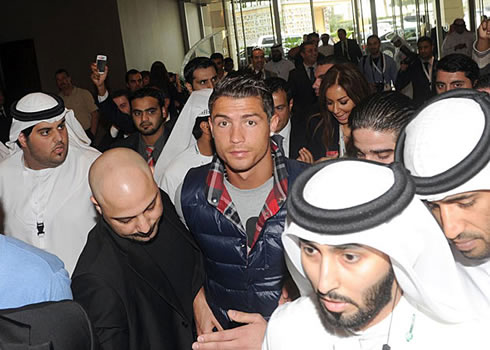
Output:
(90, 196), (102, 216)
(200, 121), (211, 135)
(289, 98), (294, 111)
(208, 116), (214, 136)
(185, 82), (193, 93)
(17, 133), (27, 149)
(270, 113), (279, 134)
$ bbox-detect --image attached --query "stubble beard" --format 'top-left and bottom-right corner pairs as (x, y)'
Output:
(317, 267), (396, 332)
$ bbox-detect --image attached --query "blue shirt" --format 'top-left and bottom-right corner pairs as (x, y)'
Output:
(0, 235), (72, 309)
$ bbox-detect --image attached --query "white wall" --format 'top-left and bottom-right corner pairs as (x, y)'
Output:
(117, 0), (186, 73)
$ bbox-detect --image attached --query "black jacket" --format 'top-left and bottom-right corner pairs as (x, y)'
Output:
(0, 300), (97, 350)
(395, 57), (437, 107)
(288, 65), (317, 120)
(72, 190), (204, 350)
(334, 39), (363, 64)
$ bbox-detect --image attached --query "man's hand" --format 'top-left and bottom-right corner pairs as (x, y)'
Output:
(192, 310), (267, 350)
(193, 287), (223, 336)
(90, 63), (109, 96)
(477, 16), (490, 52)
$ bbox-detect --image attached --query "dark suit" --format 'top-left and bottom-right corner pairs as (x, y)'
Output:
(288, 65), (317, 118)
(0, 300), (97, 350)
(288, 66), (317, 158)
(395, 57), (437, 107)
(71, 190), (204, 350)
(0, 106), (11, 144)
(334, 39), (363, 64)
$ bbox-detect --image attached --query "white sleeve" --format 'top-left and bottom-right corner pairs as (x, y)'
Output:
(97, 90), (109, 103)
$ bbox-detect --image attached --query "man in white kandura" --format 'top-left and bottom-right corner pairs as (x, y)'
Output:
(0, 92), (100, 274)
(396, 89), (490, 316)
(263, 159), (488, 349)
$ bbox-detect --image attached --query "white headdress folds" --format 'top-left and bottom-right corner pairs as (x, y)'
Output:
(7, 92), (92, 153)
(154, 88), (212, 182)
(396, 89), (490, 201)
(284, 159), (473, 323)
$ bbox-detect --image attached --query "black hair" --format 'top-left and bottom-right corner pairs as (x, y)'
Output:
(209, 72), (274, 121)
(367, 34), (381, 43)
(54, 68), (69, 77)
(417, 36), (432, 46)
(349, 91), (415, 137)
(111, 89), (129, 99)
(317, 55), (348, 65)
(337, 28), (346, 35)
(264, 77), (292, 103)
(475, 73), (490, 89)
(192, 116), (209, 140)
(149, 61), (171, 94)
(184, 57), (217, 85)
(300, 40), (316, 53)
(16, 125), (34, 147)
(129, 87), (166, 108)
(125, 69), (140, 84)
(141, 70), (150, 79)
(306, 32), (319, 41)
(435, 53), (479, 85)
(210, 52), (224, 61)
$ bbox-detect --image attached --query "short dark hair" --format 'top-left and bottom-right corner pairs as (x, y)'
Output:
(317, 54), (348, 65)
(417, 36), (432, 46)
(264, 77), (292, 103)
(125, 69), (140, 84)
(210, 52), (224, 61)
(209, 72), (274, 121)
(300, 40), (316, 53)
(435, 53), (479, 85)
(129, 87), (166, 108)
(184, 57), (217, 85)
(55, 69), (69, 77)
(192, 116), (209, 140)
(306, 32), (319, 41)
(367, 34), (380, 43)
(141, 70), (150, 79)
(475, 73), (490, 89)
(337, 28), (346, 35)
(111, 89), (129, 100)
(349, 91), (415, 137)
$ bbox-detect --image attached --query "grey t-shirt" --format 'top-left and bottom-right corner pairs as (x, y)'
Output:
(224, 177), (274, 247)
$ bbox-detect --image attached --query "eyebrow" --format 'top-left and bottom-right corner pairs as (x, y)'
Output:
(441, 193), (477, 204)
(213, 113), (262, 119)
(370, 148), (394, 154)
(132, 107), (158, 113)
(37, 118), (66, 133)
(111, 192), (158, 221)
(299, 239), (363, 251)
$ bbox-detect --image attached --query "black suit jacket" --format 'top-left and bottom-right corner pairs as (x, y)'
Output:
(97, 97), (135, 135)
(334, 39), (363, 64)
(0, 300), (97, 350)
(395, 58), (437, 107)
(288, 65), (317, 119)
(0, 107), (11, 144)
(71, 190), (204, 350)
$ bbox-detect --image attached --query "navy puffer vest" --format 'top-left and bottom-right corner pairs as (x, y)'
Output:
(181, 159), (306, 329)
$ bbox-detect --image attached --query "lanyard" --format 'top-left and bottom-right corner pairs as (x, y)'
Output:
(421, 60), (431, 83)
(370, 55), (386, 83)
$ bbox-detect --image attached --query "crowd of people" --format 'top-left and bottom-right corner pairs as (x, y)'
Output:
(0, 16), (489, 350)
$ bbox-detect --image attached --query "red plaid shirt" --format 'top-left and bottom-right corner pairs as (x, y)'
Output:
(205, 138), (288, 250)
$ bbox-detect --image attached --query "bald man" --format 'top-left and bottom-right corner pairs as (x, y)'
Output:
(71, 148), (204, 350)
